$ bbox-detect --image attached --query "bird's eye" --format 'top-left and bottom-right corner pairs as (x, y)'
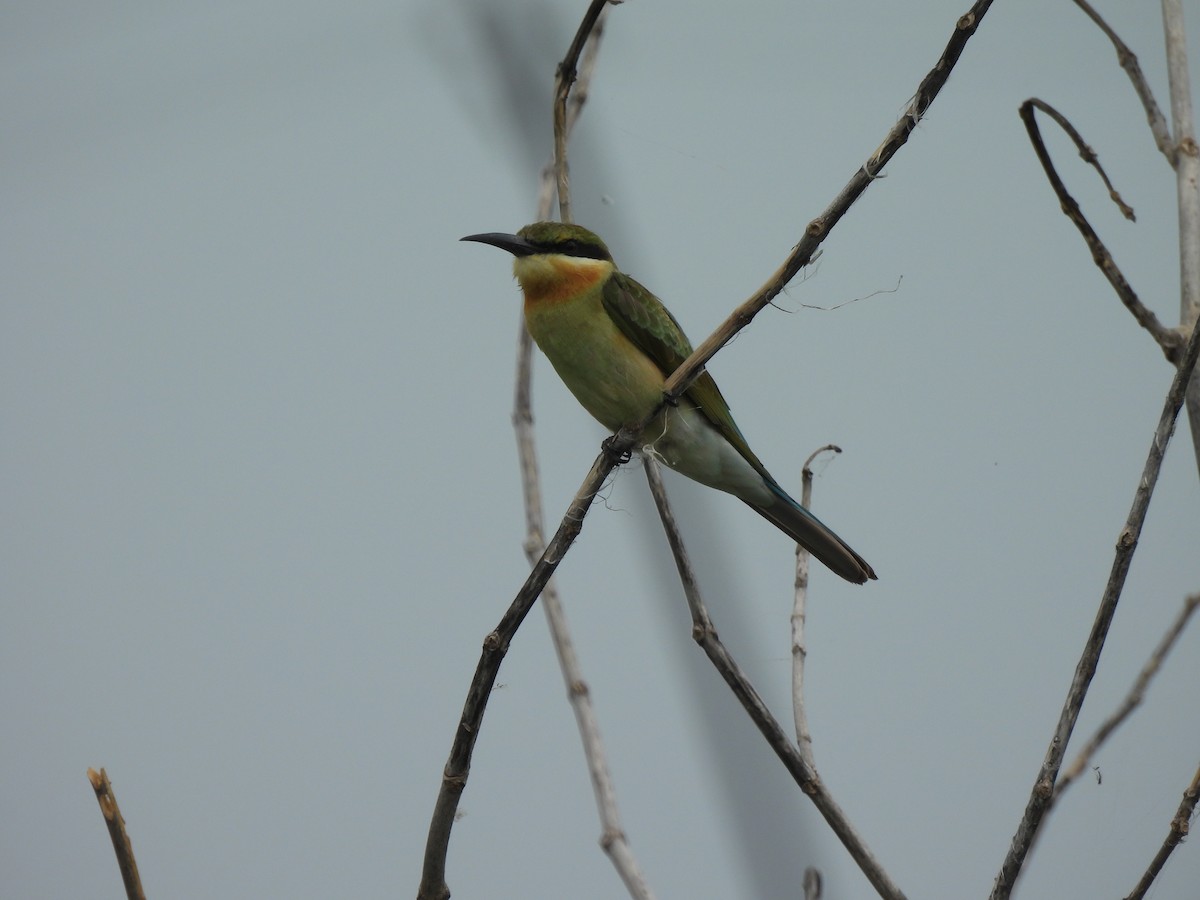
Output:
(561, 239), (580, 254)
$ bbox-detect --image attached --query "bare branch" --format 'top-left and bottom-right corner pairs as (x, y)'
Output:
(1056, 593), (1200, 796)
(1162, 0), (1200, 331)
(1071, 0), (1175, 161)
(1161, 0), (1200, 474)
(1029, 99), (1138, 220)
(553, 0), (611, 222)
(1124, 762), (1200, 900)
(536, 3), (610, 220)
(1019, 98), (1184, 361)
(87, 768), (146, 900)
(654, 1), (998, 409)
(792, 445), (842, 766)
(643, 461), (906, 900)
(418, 448), (619, 900)
(989, 308), (1200, 900)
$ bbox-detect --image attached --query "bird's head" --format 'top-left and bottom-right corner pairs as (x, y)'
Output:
(462, 222), (615, 304)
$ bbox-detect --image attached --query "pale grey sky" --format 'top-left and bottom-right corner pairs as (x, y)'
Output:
(3, 2), (1198, 898)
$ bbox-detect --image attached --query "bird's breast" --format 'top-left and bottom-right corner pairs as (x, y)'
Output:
(522, 287), (666, 431)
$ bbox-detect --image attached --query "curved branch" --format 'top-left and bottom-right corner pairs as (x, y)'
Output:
(1019, 98), (1183, 361)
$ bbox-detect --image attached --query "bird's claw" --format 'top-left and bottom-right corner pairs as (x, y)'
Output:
(602, 435), (633, 465)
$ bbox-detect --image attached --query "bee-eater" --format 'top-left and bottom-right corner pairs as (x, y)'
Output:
(462, 222), (876, 584)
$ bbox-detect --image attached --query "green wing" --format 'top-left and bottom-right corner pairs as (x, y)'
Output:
(600, 272), (772, 479)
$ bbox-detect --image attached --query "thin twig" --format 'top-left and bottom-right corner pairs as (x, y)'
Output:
(87, 768), (146, 900)
(989, 308), (1200, 900)
(1071, 0), (1175, 161)
(553, 0), (610, 223)
(1056, 593), (1200, 796)
(1124, 762), (1200, 900)
(791, 444), (842, 766)
(1019, 99), (1184, 362)
(536, 4), (608, 219)
(643, 461), (906, 900)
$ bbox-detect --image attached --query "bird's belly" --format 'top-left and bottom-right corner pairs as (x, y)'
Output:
(643, 404), (774, 505)
(525, 299), (666, 430)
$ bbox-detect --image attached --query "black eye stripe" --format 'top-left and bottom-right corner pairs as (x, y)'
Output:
(534, 238), (609, 260)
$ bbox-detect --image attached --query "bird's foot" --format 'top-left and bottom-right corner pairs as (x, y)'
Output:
(602, 434), (633, 465)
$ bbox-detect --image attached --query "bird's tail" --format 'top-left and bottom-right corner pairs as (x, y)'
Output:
(744, 482), (877, 584)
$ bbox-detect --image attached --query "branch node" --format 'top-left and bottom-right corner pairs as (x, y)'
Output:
(599, 827), (626, 851)
(1170, 813), (1190, 839)
(1108, 190), (1136, 221)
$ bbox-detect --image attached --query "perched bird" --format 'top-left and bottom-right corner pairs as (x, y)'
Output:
(462, 222), (876, 584)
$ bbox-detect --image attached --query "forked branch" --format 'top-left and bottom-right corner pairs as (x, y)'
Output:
(1019, 99), (1184, 361)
